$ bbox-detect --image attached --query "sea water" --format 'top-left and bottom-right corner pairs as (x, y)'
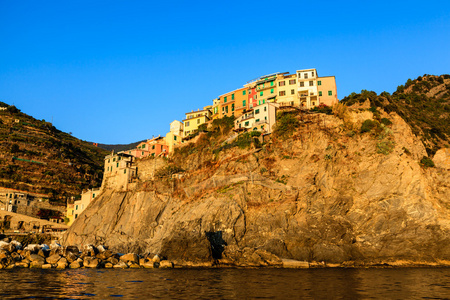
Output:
(0, 268), (449, 299)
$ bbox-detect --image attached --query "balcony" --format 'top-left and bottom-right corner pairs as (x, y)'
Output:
(239, 113), (254, 122)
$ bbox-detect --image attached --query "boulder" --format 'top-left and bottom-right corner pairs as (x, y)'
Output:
(107, 256), (119, 265)
(152, 255), (161, 263)
(120, 253), (139, 264)
(41, 264), (52, 269)
(46, 254), (61, 265)
(65, 251), (78, 263)
(129, 263), (140, 269)
(29, 254), (45, 264)
(15, 262), (29, 268)
(113, 261), (128, 269)
(104, 262), (113, 268)
(84, 257), (99, 268)
(159, 260), (173, 268)
(96, 250), (113, 260)
(433, 148), (450, 169)
(69, 261), (82, 269)
(66, 245), (80, 254)
(142, 261), (155, 268)
(281, 259), (309, 268)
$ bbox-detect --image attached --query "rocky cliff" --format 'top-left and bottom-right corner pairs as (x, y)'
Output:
(62, 107), (450, 267)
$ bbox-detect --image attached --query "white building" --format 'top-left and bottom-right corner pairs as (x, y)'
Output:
(234, 102), (277, 133)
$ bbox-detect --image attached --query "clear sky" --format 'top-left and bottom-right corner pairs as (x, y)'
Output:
(1, 1), (449, 144)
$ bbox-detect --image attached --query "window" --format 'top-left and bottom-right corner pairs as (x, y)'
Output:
(260, 91), (263, 96)
(243, 90), (246, 95)
(152, 145), (155, 149)
(263, 99), (265, 104)
(186, 121), (190, 126)
(75, 214), (78, 219)
(328, 90), (332, 96)
(255, 109), (260, 114)
(225, 106), (228, 113)
(224, 96), (227, 103)
(124, 169), (127, 174)
(256, 119), (260, 122)
(76, 205), (78, 210)
(264, 106), (267, 112)
(270, 89), (274, 94)
(174, 136), (177, 141)
(116, 163), (119, 167)
(107, 166), (109, 171)
(289, 79), (296, 85)
(113, 158), (116, 162)
(142, 151), (144, 155)
(232, 104), (235, 111)
(270, 81), (274, 86)
(108, 159), (110, 163)
(232, 94), (235, 100)
(279, 81), (285, 86)
(311, 71), (315, 77)
(312, 102), (316, 106)
(309, 81), (313, 86)
(291, 89), (295, 95)
(318, 80), (322, 86)
(279, 91), (286, 96)
(304, 73), (308, 79)
(197, 119), (200, 124)
(243, 100), (246, 107)
(245, 121), (249, 126)
(300, 82), (304, 87)
(319, 91), (323, 96)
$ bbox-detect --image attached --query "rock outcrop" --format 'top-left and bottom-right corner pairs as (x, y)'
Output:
(62, 110), (450, 267)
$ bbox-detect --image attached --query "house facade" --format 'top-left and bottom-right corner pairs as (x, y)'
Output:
(183, 107), (212, 137)
(234, 102), (277, 133)
(73, 188), (100, 220)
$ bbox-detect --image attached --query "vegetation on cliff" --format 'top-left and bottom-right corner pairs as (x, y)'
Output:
(0, 102), (108, 202)
(341, 74), (450, 155)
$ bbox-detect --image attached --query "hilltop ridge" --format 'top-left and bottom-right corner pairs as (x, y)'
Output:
(0, 102), (108, 201)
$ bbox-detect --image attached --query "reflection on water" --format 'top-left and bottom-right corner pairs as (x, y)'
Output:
(0, 268), (449, 299)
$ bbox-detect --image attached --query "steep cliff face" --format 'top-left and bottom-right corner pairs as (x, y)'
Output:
(63, 109), (450, 266)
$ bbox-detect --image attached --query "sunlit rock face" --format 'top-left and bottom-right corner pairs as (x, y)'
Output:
(63, 110), (450, 267)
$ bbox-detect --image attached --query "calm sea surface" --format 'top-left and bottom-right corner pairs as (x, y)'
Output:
(0, 268), (449, 299)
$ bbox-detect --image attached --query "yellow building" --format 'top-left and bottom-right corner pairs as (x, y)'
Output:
(65, 203), (75, 226)
(183, 106), (212, 137)
(165, 120), (183, 153)
(276, 73), (299, 106)
(73, 188), (100, 220)
(211, 98), (220, 120)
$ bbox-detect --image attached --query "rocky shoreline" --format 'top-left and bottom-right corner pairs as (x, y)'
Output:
(2, 239), (450, 270)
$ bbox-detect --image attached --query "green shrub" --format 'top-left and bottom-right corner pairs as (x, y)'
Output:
(420, 156), (435, 168)
(273, 113), (300, 138)
(380, 118), (392, 126)
(360, 119), (376, 133)
(376, 140), (395, 155)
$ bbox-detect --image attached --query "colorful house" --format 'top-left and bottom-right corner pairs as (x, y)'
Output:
(234, 102), (277, 133)
(165, 120), (184, 153)
(73, 188), (100, 220)
(296, 68), (338, 108)
(147, 136), (169, 157)
(183, 106), (212, 137)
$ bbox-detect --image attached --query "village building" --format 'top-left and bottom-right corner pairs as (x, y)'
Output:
(234, 102), (277, 133)
(73, 188), (100, 220)
(211, 98), (220, 120)
(65, 203), (75, 226)
(103, 152), (136, 190)
(165, 120), (184, 153)
(296, 68), (338, 108)
(183, 106), (212, 137)
(147, 136), (169, 157)
(276, 73), (299, 107)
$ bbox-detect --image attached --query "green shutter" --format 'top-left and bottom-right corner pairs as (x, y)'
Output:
(232, 104), (235, 111)
(318, 81), (322, 86)
(260, 91), (263, 96)
(319, 91), (322, 96)
(224, 96), (227, 103)
(243, 90), (246, 95)
(243, 100), (246, 107)
(328, 91), (332, 96)
(231, 94), (235, 100)
(270, 89), (274, 94)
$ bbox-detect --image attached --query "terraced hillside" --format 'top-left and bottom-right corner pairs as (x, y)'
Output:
(341, 74), (450, 155)
(0, 102), (108, 202)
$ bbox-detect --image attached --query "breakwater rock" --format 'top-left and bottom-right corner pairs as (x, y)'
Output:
(63, 110), (450, 267)
(0, 239), (176, 269)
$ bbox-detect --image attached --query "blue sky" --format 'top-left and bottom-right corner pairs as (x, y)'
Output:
(1, 1), (449, 144)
